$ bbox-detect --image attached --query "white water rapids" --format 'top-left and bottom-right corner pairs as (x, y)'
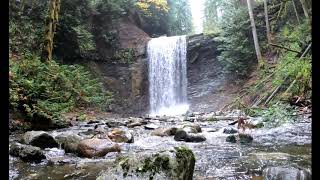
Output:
(147, 36), (189, 116)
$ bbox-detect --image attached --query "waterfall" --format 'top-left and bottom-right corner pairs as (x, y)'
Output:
(147, 35), (189, 116)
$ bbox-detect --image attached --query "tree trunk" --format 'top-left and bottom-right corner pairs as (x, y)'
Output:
(263, 0), (271, 44)
(299, 0), (309, 19)
(246, 0), (263, 66)
(292, 0), (301, 24)
(43, 0), (61, 61)
(213, 2), (218, 22)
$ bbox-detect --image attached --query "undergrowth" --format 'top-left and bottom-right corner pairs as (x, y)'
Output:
(244, 20), (311, 106)
(9, 53), (113, 122)
(246, 103), (296, 128)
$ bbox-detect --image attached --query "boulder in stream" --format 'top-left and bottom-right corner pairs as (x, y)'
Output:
(107, 128), (134, 143)
(174, 129), (206, 142)
(23, 131), (59, 149)
(151, 127), (178, 137)
(263, 166), (311, 180)
(226, 134), (253, 143)
(239, 134), (253, 144)
(96, 146), (195, 180)
(106, 120), (126, 128)
(144, 124), (159, 130)
(174, 129), (188, 141)
(183, 124), (202, 133)
(9, 143), (46, 163)
(56, 134), (83, 154)
(226, 135), (237, 143)
(186, 134), (206, 142)
(78, 138), (121, 158)
(223, 127), (238, 134)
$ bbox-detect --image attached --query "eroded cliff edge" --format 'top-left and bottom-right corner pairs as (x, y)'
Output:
(87, 31), (239, 115)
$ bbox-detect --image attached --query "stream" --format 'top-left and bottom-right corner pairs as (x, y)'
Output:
(9, 112), (311, 180)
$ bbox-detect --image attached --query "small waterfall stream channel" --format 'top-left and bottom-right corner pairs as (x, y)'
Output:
(9, 36), (311, 180)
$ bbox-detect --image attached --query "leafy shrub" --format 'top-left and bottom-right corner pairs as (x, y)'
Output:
(248, 103), (296, 128)
(112, 49), (136, 64)
(9, 0), (47, 55)
(9, 54), (113, 121)
(271, 20), (311, 100)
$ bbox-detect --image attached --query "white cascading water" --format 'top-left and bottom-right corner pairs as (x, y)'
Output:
(147, 35), (189, 116)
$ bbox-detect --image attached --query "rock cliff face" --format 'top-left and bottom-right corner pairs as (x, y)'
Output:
(116, 18), (151, 57)
(86, 17), (150, 116)
(90, 31), (237, 115)
(87, 58), (149, 116)
(186, 34), (236, 113)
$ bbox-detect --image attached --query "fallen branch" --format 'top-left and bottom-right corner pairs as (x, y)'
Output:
(299, 42), (312, 58)
(269, 43), (300, 53)
(291, 0), (301, 24)
(264, 84), (282, 105)
(228, 117), (250, 125)
(276, 2), (283, 22)
(269, 3), (282, 9)
(210, 116), (249, 121)
(220, 93), (247, 111)
(223, 43), (311, 111)
(222, 73), (275, 110)
(283, 79), (297, 95)
(252, 92), (268, 107)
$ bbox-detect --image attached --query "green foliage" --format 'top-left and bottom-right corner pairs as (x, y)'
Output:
(95, 0), (134, 18)
(203, 0), (223, 33)
(207, 116), (218, 122)
(167, 0), (193, 36)
(9, 54), (113, 122)
(72, 25), (96, 54)
(54, 0), (96, 61)
(136, 154), (170, 177)
(271, 20), (311, 99)
(112, 49), (136, 64)
(214, 7), (257, 77)
(9, 0), (47, 55)
(134, 0), (193, 37)
(248, 103), (296, 128)
(135, 0), (169, 37)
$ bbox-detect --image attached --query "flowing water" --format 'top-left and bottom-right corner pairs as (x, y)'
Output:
(148, 36), (189, 116)
(9, 114), (311, 180)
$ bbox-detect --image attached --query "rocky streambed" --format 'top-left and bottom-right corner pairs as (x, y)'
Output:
(9, 110), (311, 180)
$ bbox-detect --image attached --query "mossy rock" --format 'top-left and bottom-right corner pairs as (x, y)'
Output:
(207, 117), (219, 121)
(239, 134), (253, 144)
(226, 135), (237, 143)
(96, 146), (195, 180)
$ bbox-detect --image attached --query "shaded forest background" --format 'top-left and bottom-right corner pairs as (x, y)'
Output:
(9, 0), (311, 130)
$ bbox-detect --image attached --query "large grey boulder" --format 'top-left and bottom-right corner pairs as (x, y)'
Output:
(151, 127), (178, 137)
(77, 138), (121, 158)
(96, 146), (195, 180)
(23, 131), (59, 149)
(223, 127), (238, 134)
(182, 124), (202, 133)
(174, 129), (206, 143)
(55, 133), (83, 154)
(174, 129), (188, 141)
(9, 143), (46, 163)
(185, 134), (206, 142)
(263, 166), (311, 180)
(239, 133), (253, 144)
